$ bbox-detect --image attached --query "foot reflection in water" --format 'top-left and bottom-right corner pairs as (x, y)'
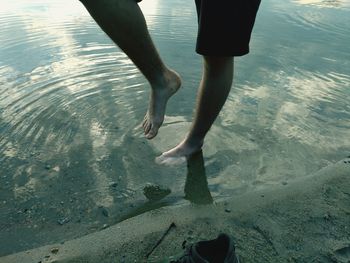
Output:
(121, 150), (213, 221)
(184, 150), (213, 205)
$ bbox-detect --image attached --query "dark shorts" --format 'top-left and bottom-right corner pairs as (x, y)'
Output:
(136, 0), (261, 56)
(195, 0), (261, 56)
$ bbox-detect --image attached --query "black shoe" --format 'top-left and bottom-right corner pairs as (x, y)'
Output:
(171, 233), (239, 263)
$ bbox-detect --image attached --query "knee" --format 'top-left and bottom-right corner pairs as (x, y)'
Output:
(203, 56), (233, 72)
(204, 56), (232, 64)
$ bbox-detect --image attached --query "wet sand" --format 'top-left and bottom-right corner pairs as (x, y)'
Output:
(1, 157), (349, 263)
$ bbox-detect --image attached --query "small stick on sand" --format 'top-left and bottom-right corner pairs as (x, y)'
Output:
(146, 222), (176, 259)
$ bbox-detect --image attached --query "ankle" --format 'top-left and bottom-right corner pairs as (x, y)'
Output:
(148, 68), (169, 88)
(183, 135), (204, 149)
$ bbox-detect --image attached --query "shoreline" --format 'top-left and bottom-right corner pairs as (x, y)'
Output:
(1, 158), (350, 262)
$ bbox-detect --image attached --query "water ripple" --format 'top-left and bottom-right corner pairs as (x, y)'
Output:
(270, 0), (350, 40)
(1, 0), (350, 255)
(0, 9), (147, 161)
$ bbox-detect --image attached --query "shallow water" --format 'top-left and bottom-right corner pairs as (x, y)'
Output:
(0, 0), (349, 255)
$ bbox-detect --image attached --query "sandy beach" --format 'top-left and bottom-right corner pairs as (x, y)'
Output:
(1, 157), (349, 263)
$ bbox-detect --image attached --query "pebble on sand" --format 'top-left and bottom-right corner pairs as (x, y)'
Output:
(50, 248), (59, 254)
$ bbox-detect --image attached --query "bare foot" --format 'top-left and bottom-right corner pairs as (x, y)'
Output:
(142, 69), (181, 139)
(155, 138), (203, 165)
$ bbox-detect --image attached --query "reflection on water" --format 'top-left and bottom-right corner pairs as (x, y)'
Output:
(0, 0), (350, 256)
(184, 150), (213, 205)
(293, 0), (350, 9)
(120, 150), (213, 221)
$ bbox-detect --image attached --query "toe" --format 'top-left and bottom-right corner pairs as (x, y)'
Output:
(142, 118), (147, 129)
(146, 125), (158, 139)
(144, 122), (151, 134)
(142, 114), (149, 127)
(155, 154), (186, 166)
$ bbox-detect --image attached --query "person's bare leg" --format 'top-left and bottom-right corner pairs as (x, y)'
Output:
(156, 56), (233, 163)
(79, 0), (181, 139)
